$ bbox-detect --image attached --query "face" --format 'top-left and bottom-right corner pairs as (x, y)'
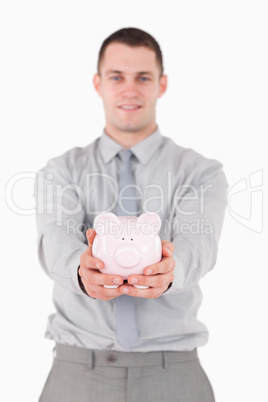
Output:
(93, 43), (167, 137)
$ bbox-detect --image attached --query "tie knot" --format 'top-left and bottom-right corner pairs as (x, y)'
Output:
(118, 149), (132, 164)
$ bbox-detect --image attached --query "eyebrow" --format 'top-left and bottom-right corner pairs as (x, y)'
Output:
(105, 70), (153, 76)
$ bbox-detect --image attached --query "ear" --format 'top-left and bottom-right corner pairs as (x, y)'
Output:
(93, 73), (102, 97)
(158, 74), (168, 98)
(137, 213), (161, 234)
(93, 212), (120, 235)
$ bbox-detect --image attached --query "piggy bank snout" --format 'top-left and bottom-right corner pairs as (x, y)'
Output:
(114, 247), (141, 268)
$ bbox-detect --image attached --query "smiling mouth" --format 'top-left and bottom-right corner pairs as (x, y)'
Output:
(118, 105), (141, 111)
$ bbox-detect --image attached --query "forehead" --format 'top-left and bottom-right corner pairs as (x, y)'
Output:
(100, 42), (159, 74)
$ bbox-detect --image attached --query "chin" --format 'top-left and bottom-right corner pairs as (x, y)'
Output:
(116, 123), (142, 133)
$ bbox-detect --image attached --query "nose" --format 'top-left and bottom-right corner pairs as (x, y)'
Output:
(121, 79), (139, 97)
(115, 247), (141, 268)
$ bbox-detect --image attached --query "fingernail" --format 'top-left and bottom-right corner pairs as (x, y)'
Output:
(129, 278), (138, 284)
(122, 287), (129, 294)
(114, 278), (121, 285)
(164, 247), (171, 255)
(96, 263), (101, 269)
(146, 269), (152, 275)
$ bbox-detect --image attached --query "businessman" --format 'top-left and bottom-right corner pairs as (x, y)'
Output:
(35, 27), (228, 401)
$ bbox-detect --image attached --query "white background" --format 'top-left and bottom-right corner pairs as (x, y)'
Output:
(1, 1), (267, 401)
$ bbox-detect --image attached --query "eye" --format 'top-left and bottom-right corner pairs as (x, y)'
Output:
(111, 76), (121, 81)
(131, 238), (133, 241)
(122, 237), (125, 240)
(139, 77), (149, 82)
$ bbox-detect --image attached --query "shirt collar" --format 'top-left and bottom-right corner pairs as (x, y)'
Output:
(99, 126), (163, 165)
(98, 131), (122, 164)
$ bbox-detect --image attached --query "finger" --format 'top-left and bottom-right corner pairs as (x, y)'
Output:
(87, 277), (124, 301)
(80, 254), (104, 270)
(118, 283), (165, 299)
(86, 288), (116, 301)
(94, 272), (124, 288)
(161, 240), (175, 257)
(86, 228), (96, 248)
(128, 271), (174, 289)
(80, 266), (123, 288)
(92, 283), (122, 299)
(143, 255), (175, 276)
(85, 285), (122, 301)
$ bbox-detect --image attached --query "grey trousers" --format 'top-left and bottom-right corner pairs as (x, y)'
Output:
(39, 344), (215, 402)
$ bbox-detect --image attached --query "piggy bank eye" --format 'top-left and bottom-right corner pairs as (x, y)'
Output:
(131, 238), (133, 241)
(122, 237), (125, 240)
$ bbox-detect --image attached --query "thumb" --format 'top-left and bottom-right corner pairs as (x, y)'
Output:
(86, 228), (96, 249)
(161, 240), (174, 257)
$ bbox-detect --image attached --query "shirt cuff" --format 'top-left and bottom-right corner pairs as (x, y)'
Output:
(77, 266), (96, 299)
(69, 244), (88, 294)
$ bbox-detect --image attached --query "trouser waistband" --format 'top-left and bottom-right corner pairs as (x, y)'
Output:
(55, 343), (198, 370)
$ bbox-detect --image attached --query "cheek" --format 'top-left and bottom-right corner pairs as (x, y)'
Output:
(100, 83), (117, 100)
(143, 87), (159, 105)
(102, 96), (116, 115)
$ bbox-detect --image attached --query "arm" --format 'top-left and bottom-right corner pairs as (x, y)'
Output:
(35, 154), (127, 296)
(120, 161), (228, 297)
(34, 157), (88, 294)
(169, 161), (228, 293)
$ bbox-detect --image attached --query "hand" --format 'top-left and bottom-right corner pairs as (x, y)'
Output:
(78, 229), (124, 301)
(119, 241), (175, 299)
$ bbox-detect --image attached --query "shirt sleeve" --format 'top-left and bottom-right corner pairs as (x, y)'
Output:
(164, 159), (228, 295)
(34, 154), (88, 295)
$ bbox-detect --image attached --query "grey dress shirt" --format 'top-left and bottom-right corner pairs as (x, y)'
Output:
(34, 127), (228, 352)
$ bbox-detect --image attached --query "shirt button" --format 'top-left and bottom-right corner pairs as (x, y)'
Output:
(107, 354), (117, 363)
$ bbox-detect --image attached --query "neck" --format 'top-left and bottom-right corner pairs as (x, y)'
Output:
(104, 123), (157, 148)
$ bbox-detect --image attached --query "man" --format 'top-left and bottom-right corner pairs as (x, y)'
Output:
(35, 28), (228, 401)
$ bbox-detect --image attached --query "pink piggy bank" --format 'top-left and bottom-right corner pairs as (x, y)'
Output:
(92, 212), (162, 289)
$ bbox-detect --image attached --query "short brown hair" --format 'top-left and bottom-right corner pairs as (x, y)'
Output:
(97, 27), (164, 75)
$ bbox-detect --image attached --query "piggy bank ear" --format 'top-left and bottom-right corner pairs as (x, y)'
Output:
(137, 213), (161, 234)
(94, 212), (120, 235)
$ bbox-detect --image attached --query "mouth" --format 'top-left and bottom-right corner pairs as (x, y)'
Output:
(118, 105), (142, 111)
